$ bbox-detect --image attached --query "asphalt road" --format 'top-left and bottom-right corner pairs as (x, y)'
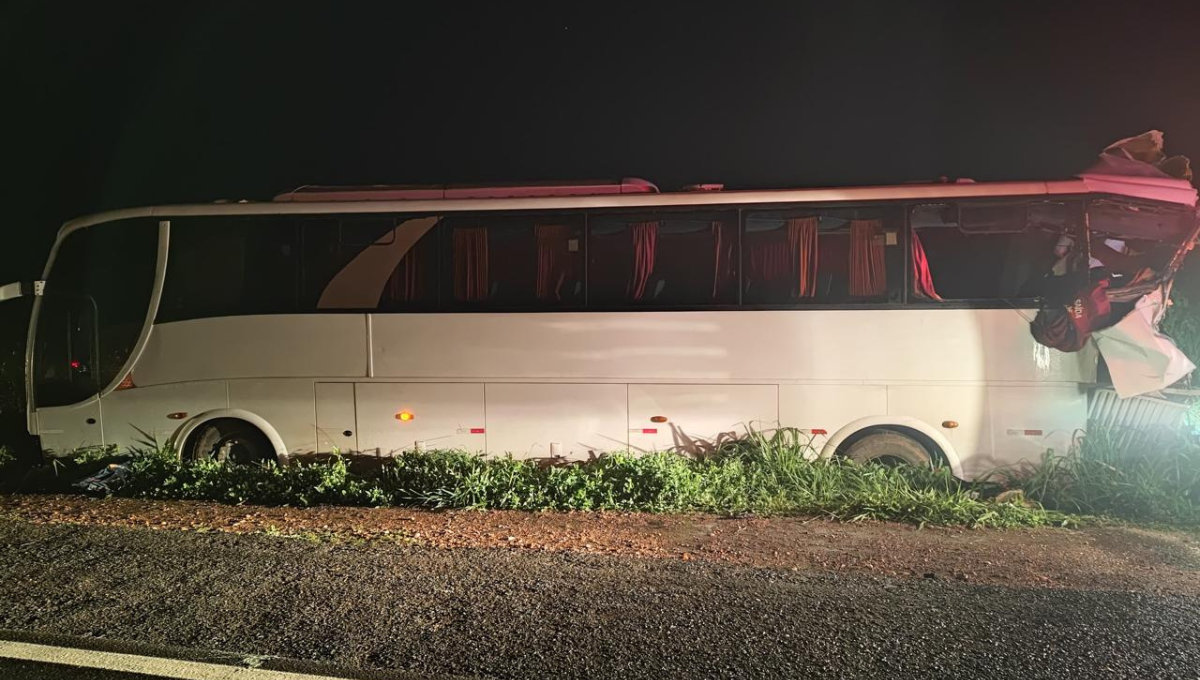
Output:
(0, 520), (1198, 679)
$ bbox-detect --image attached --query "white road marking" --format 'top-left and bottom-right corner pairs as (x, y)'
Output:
(0, 639), (355, 680)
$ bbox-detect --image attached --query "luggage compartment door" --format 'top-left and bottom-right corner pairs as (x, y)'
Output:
(628, 384), (778, 453)
(316, 382), (357, 454)
(485, 383), (628, 459)
(356, 383), (485, 455)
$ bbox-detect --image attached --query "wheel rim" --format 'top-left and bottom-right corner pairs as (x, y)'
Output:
(192, 428), (262, 464)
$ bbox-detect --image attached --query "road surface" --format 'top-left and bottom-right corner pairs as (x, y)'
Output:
(0, 518), (1198, 679)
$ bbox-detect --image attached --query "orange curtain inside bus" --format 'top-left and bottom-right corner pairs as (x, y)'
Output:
(535, 224), (572, 301)
(786, 217), (819, 298)
(910, 229), (943, 301)
(849, 219), (886, 296)
(453, 227), (488, 301)
(627, 221), (659, 300)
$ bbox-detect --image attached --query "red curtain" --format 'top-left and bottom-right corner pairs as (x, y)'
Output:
(849, 219), (887, 296)
(749, 237), (791, 282)
(910, 229), (943, 301)
(787, 217), (819, 298)
(387, 241), (422, 303)
(627, 221), (659, 300)
(453, 227), (488, 301)
(535, 224), (572, 301)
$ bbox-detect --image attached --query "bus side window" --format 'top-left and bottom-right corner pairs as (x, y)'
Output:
(910, 201), (1068, 302)
(742, 207), (902, 305)
(158, 218), (300, 321)
(440, 214), (585, 310)
(587, 211), (738, 308)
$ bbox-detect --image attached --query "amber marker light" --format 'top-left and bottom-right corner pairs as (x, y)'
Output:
(396, 411), (415, 422)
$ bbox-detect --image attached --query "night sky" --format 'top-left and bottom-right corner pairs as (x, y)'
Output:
(3, 1), (1200, 283)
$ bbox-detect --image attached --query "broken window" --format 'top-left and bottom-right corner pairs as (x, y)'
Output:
(909, 201), (1072, 301)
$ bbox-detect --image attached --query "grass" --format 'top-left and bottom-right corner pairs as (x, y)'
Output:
(97, 429), (1070, 529)
(8, 424), (1200, 529)
(1000, 428), (1200, 525)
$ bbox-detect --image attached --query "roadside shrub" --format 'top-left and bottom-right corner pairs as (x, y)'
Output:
(91, 429), (1066, 528)
(1003, 428), (1200, 525)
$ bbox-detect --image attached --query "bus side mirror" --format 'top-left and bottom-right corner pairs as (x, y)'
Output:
(0, 280), (44, 301)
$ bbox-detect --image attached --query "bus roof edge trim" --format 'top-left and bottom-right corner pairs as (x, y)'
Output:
(57, 177), (1197, 233)
(273, 178), (660, 202)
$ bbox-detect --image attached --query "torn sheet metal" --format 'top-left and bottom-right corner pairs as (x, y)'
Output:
(1093, 289), (1195, 398)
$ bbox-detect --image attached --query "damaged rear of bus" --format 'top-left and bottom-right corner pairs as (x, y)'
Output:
(1030, 131), (1199, 443)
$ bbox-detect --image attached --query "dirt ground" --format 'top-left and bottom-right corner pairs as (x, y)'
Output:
(3, 494), (1199, 595)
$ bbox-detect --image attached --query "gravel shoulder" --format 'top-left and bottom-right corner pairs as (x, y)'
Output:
(2, 494), (1199, 594)
(1, 517), (1199, 679)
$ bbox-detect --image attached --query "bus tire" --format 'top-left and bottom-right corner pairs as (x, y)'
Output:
(184, 418), (277, 465)
(843, 431), (932, 468)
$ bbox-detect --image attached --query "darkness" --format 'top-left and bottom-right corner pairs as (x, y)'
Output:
(2, 1), (1199, 282)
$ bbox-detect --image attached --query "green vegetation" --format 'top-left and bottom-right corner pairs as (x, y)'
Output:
(9, 424), (1200, 529)
(1001, 429), (1200, 525)
(99, 429), (1069, 529)
(1163, 286), (1200, 369)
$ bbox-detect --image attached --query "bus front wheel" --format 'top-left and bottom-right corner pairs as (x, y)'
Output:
(843, 431), (932, 468)
(185, 418), (277, 465)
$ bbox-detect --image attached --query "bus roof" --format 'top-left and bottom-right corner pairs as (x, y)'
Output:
(60, 173), (1196, 232)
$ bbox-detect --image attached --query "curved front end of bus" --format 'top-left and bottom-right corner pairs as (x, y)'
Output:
(22, 214), (163, 456)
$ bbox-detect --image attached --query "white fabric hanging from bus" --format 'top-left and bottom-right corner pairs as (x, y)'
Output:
(1093, 289), (1195, 398)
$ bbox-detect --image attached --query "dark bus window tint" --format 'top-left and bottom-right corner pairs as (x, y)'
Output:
(442, 214), (584, 309)
(157, 218), (299, 322)
(743, 207), (901, 305)
(302, 215), (412, 310)
(911, 202), (1067, 301)
(34, 219), (158, 407)
(378, 218), (440, 310)
(588, 212), (737, 307)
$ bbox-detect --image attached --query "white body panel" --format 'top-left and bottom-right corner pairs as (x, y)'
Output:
(628, 384), (778, 453)
(102, 382), (227, 451)
(36, 398), (101, 455)
(368, 310), (1095, 384)
(316, 383), (357, 453)
(133, 315), (367, 384)
(227, 380), (319, 456)
(355, 382), (485, 455)
(485, 383), (628, 458)
(34, 307), (1097, 476)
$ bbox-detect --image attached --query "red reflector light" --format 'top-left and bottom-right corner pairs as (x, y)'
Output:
(470, 428), (485, 434)
(811, 429), (828, 435)
(1025, 429), (1043, 436)
(642, 428), (657, 434)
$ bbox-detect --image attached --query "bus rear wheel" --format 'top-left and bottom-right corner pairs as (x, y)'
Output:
(185, 419), (276, 465)
(844, 431), (932, 468)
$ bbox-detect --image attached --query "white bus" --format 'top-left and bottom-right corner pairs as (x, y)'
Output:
(6, 173), (1197, 479)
